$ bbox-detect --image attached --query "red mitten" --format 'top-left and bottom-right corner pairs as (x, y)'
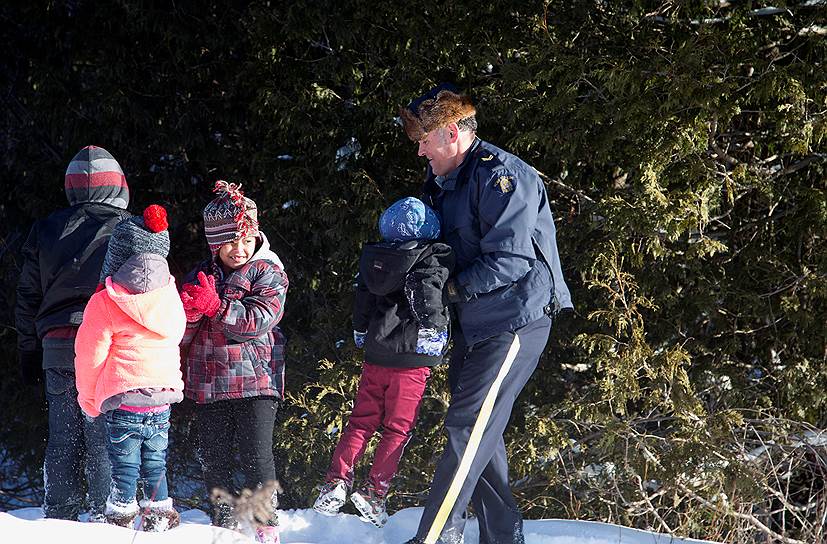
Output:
(180, 289), (204, 322)
(181, 271), (221, 318)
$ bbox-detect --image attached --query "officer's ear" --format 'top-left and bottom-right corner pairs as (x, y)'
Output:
(445, 122), (460, 143)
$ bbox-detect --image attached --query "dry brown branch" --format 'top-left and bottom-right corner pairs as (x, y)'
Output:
(211, 480), (282, 533)
(676, 482), (807, 544)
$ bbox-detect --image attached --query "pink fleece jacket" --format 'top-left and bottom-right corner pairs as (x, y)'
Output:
(74, 276), (186, 417)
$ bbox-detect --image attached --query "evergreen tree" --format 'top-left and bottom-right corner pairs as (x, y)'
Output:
(1, 1), (824, 541)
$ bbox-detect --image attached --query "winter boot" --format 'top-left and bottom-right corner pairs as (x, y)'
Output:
(350, 485), (388, 528)
(255, 524), (281, 544)
(140, 498), (181, 532)
(104, 498), (139, 528)
(313, 479), (347, 515)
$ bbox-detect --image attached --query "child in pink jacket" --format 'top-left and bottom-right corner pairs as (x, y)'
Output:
(74, 205), (186, 532)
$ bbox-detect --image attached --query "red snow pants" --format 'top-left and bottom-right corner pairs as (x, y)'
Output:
(325, 362), (430, 496)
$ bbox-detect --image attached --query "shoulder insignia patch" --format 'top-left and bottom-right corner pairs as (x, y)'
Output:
(493, 175), (515, 194)
(481, 154), (494, 161)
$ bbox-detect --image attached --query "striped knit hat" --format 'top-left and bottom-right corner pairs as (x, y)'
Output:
(64, 145), (129, 208)
(99, 205), (170, 282)
(203, 181), (259, 254)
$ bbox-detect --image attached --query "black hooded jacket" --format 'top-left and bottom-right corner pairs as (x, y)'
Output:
(15, 188), (130, 376)
(353, 240), (454, 368)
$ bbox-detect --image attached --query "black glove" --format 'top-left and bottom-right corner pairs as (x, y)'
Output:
(549, 307), (576, 344)
(18, 349), (44, 387)
(445, 279), (472, 304)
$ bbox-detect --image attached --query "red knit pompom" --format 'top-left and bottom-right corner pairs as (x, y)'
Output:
(143, 204), (168, 233)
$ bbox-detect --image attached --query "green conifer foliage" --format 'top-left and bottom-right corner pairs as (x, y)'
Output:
(1, 1), (825, 540)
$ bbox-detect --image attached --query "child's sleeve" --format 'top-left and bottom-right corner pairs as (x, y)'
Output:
(404, 248), (452, 331)
(74, 293), (114, 418)
(214, 262), (289, 342)
(15, 224), (44, 382)
(180, 320), (202, 353)
(352, 272), (374, 333)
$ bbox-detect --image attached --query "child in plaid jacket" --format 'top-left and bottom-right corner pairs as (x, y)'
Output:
(179, 181), (287, 544)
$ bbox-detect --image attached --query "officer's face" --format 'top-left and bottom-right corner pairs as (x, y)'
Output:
(417, 126), (459, 176)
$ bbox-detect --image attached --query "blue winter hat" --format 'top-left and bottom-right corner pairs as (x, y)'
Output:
(379, 197), (441, 242)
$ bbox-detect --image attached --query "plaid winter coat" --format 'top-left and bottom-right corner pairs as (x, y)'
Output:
(180, 234), (288, 404)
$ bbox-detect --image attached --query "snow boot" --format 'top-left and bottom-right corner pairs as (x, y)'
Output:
(313, 479), (347, 516)
(255, 524), (281, 544)
(104, 498), (139, 528)
(140, 498), (180, 532)
(350, 485), (388, 528)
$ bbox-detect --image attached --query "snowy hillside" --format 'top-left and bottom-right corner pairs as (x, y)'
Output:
(2, 506), (720, 544)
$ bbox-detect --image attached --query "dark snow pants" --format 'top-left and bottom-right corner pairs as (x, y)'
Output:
(194, 397), (278, 501)
(44, 365), (111, 520)
(414, 315), (552, 544)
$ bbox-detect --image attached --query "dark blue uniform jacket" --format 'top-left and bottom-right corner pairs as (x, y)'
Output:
(422, 138), (572, 344)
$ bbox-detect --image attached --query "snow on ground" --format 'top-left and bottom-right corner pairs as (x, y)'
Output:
(1, 506), (719, 544)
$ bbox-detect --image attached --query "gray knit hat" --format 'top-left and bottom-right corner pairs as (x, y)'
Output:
(99, 205), (171, 282)
(203, 180), (259, 254)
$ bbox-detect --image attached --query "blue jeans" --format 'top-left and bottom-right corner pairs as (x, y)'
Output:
(44, 366), (111, 520)
(105, 408), (171, 505)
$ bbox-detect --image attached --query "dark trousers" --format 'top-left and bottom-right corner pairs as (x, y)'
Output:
(44, 367), (111, 520)
(325, 363), (430, 496)
(415, 315), (552, 544)
(194, 397), (278, 501)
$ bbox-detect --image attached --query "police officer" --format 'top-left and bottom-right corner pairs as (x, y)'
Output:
(399, 84), (573, 544)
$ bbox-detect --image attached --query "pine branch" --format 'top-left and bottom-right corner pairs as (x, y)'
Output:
(535, 169), (596, 207)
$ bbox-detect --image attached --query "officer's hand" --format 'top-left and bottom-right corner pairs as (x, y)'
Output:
(551, 307), (576, 344)
(353, 330), (367, 349)
(554, 307), (574, 326)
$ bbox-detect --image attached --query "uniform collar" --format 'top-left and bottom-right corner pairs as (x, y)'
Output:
(434, 137), (481, 191)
